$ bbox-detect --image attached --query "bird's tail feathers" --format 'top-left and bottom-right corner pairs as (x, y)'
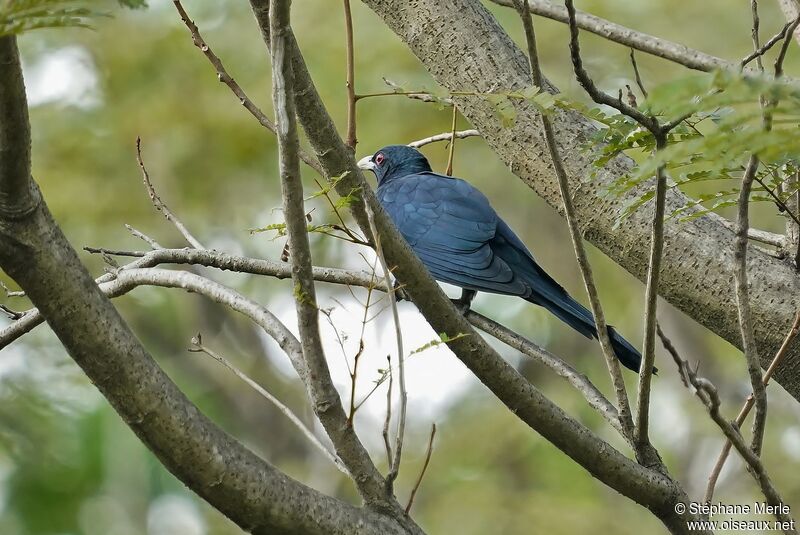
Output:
(528, 293), (645, 372)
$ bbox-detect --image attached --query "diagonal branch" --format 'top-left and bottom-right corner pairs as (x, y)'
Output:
(510, 0), (634, 442)
(136, 137), (205, 250)
(188, 335), (346, 474)
(7, 246), (621, 435)
(268, 0), (397, 512)
(171, 0), (323, 175)
(489, 0), (734, 73)
(564, 0), (668, 462)
(665, 331), (797, 532)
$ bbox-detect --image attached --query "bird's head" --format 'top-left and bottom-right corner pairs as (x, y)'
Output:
(357, 145), (432, 185)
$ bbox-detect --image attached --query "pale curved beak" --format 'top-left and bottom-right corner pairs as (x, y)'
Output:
(357, 155), (375, 171)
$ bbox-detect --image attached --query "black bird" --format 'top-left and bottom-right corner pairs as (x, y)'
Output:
(357, 144), (643, 372)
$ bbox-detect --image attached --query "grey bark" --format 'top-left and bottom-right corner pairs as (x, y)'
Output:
(361, 0), (800, 402)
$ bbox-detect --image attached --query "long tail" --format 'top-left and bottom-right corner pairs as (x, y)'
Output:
(526, 293), (644, 372)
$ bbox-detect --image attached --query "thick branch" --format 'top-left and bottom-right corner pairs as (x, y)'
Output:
(268, 0), (396, 512)
(0, 36), (37, 219)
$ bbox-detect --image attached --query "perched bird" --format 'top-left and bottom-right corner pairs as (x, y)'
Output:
(357, 144), (643, 372)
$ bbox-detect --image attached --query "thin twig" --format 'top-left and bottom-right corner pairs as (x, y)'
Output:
(364, 202), (406, 493)
(635, 157), (667, 455)
(704, 311), (800, 503)
(189, 334), (347, 473)
(84, 246), (147, 257)
(775, 15), (800, 78)
(408, 130), (480, 149)
(136, 137), (206, 250)
(343, 0), (357, 149)
(405, 423), (436, 514)
(172, 0), (323, 175)
(377, 78), (454, 105)
(735, 155), (768, 457)
(125, 224), (163, 250)
(489, 0), (749, 74)
(0, 280), (25, 298)
(629, 49), (648, 98)
(0, 304), (23, 320)
(444, 105), (458, 176)
(548, 0), (639, 441)
(748, 0), (765, 72)
(742, 15), (799, 68)
(383, 354), (394, 469)
(664, 333), (797, 531)
(565, 0), (674, 461)
(348, 261), (379, 424)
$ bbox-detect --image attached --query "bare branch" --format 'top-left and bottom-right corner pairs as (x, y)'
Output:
(444, 105), (458, 175)
(564, 0), (658, 133)
(775, 16), (800, 77)
(383, 354), (394, 468)
(407, 129), (480, 149)
(467, 310), (622, 433)
(189, 334), (346, 473)
(523, 0), (636, 442)
(742, 13), (799, 68)
(379, 78), (454, 105)
(629, 49), (648, 98)
(489, 0), (733, 73)
(704, 311), (800, 503)
(125, 224), (163, 249)
(735, 155), (769, 457)
(664, 332), (797, 531)
(343, 0), (358, 149)
(268, 0), (398, 512)
(748, 0), (765, 72)
(364, 202), (407, 492)
(405, 423), (436, 514)
(716, 217), (787, 247)
(136, 138), (205, 250)
(171, 0), (323, 175)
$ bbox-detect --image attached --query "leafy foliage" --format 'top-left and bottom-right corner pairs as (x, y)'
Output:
(0, 0), (144, 36)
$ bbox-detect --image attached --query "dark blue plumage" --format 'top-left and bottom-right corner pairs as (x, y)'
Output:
(358, 145), (642, 372)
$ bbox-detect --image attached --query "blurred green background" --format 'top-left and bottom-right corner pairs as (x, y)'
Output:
(1, 1), (799, 534)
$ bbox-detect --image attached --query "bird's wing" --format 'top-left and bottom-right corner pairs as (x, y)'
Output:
(378, 173), (528, 295)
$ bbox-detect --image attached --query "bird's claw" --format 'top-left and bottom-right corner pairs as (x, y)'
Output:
(451, 289), (476, 315)
(451, 298), (472, 315)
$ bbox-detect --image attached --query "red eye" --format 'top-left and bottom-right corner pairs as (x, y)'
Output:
(374, 153), (385, 166)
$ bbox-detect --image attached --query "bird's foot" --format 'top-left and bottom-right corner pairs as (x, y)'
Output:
(451, 289), (476, 315)
(392, 279), (409, 302)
